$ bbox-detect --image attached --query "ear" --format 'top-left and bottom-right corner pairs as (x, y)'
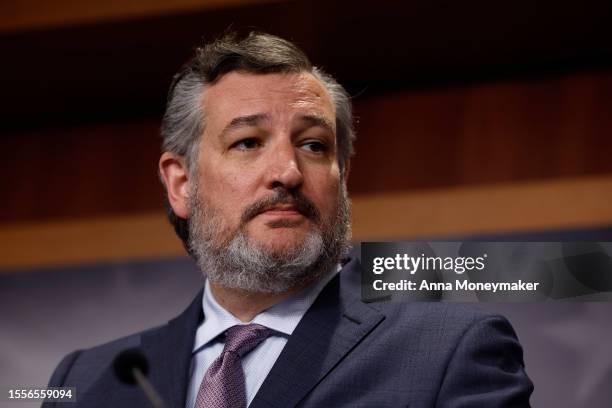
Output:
(159, 152), (191, 219)
(342, 158), (351, 183)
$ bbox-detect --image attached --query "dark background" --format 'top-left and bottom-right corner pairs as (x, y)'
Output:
(2, 0), (612, 222)
(1, 1), (612, 407)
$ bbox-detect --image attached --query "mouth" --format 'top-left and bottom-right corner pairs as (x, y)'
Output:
(240, 190), (320, 226)
(258, 204), (304, 218)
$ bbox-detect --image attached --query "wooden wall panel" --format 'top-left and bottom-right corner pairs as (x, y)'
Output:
(348, 71), (612, 194)
(1, 71), (611, 224)
(2, 175), (612, 270)
(2, 120), (165, 222)
(0, 0), (277, 32)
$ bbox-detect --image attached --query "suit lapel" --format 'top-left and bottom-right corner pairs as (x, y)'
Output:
(250, 259), (384, 408)
(141, 289), (204, 408)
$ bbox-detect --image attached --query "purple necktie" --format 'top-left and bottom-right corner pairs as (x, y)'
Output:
(195, 324), (272, 408)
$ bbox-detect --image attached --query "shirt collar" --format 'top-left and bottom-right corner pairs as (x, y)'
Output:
(193, 265), (340, 353)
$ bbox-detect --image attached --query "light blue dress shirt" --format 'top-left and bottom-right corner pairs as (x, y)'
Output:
(185, 267), (339, 408)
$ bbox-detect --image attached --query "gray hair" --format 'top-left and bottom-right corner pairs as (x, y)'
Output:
(160, 32), (355, 250)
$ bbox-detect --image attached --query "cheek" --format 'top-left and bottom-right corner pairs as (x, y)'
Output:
(200, 167), (257, 213)
(306, 173), (341, 218)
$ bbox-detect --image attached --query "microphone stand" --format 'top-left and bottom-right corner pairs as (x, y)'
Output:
(131, 367), (167, 408)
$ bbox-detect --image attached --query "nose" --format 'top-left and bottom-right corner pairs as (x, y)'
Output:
(264, 141), (304, 190)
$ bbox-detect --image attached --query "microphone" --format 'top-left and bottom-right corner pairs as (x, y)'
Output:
(113, 348), (167, 408)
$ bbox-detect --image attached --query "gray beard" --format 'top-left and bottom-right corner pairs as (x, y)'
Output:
(187, 183), (351, 294)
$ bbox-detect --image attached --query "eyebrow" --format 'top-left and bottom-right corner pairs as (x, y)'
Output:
(220, 113), (270, 140)
(298, 114), (335, 135)
(219, 112), (335, 140)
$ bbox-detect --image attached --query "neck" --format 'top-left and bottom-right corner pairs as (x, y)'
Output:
(209, 282), (306, 322)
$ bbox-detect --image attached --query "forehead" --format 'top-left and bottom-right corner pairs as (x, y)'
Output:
(201, 71), (336, 127)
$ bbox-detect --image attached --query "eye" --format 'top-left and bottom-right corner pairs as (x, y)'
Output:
(231, 138), (261, 151)
(301, 140), (328, 154)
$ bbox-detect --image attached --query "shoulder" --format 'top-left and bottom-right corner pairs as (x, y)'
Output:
(47, 288), (203, 391)
(337, 255), (533, 405)
(340, 254), (522, 354)
(47, 327), (156, 389)
(43, 327), (167, 408)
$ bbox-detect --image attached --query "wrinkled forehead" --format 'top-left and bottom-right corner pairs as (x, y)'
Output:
(201, 71), (336, 129)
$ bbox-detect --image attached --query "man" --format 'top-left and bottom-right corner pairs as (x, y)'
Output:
(46, 32), (533, 407)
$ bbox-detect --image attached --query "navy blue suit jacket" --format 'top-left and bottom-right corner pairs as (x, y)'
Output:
(45, 256), (533, 407)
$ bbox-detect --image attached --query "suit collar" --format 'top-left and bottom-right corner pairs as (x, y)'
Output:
(250, 257), (385, 408)
(132, 255), (383, 408)
(194, 265), (341, 352)
(141, 289), (204, 408)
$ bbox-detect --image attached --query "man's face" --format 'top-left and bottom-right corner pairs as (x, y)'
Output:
(193, 71), (342, 259)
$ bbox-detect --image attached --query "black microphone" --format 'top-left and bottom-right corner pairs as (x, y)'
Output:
(113, 348), (167, 408)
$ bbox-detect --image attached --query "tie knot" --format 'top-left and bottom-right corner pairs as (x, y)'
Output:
(223, 324), (272, 358)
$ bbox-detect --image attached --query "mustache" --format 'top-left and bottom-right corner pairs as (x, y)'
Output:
(241, 189), (320, 224)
